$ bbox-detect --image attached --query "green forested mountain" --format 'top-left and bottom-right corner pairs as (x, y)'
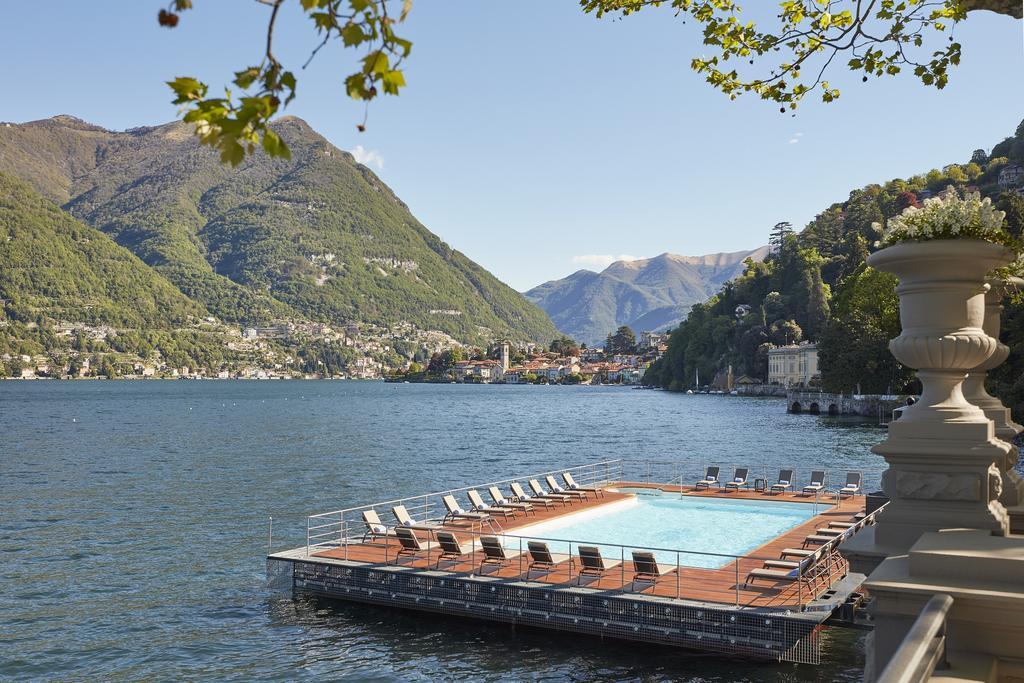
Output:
(0, 115), (557, 345)
(0, 172), (205, 326)
(645, 118), (1024, 411)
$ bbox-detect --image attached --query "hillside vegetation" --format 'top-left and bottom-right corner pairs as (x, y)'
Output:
(645, 118), (1024, 416)
(0, 115), (557, 346)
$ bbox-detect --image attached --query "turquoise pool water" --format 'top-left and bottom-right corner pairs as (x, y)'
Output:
(509, 493), (822, 568)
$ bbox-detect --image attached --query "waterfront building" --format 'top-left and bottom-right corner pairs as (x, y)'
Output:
(767, 342), (818, 387)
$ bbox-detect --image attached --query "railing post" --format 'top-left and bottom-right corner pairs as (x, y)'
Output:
(676, 551), (680, 599)
(518, 536), (523, 577)
(734, 560), (739, 607)
(620, 545), (625, 593)
(267, 516), (273, 555)
(306, 516), (310, 557)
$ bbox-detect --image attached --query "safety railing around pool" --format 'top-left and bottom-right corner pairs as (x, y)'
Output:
(625, 460), (886, 498)
(305, 458), (883, 557)
(305, 503), (887, 610)
(303, 461), (887, 610)
(306, 459), (624, 557)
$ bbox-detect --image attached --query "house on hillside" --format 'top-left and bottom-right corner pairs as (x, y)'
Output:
(999, 164), (1024, 189)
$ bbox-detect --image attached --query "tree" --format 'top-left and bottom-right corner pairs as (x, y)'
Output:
(819, 264), (914, 394)
(769, 319), (802, 346)
(768, 222), (794, 257)
(971, 149), (989, 165)
(605, 326), (637, 354)
(549, 336), (580, 357)
(146, 0), (1018, 165)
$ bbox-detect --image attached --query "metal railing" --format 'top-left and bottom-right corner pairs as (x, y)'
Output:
(306, 459), (624, 557)
(304, 458), (885, 559)
(626, 460), (885, 498)
(298, 459), (889, 611)
(877, 593), (953, 683)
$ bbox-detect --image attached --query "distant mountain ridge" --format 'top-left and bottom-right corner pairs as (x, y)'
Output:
(0, 115), (558, 345)
(525, 248), (769, 345)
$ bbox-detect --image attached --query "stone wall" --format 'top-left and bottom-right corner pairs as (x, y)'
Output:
(786, 391), (910, 418)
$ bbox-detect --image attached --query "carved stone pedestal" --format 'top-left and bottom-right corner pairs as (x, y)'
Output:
(857, 241), (1015, 558)
(964, 278), (1024, 523)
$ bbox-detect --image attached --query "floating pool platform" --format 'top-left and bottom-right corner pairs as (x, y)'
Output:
(268, 462), (876, 664)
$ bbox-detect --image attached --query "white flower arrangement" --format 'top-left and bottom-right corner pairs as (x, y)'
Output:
(874, 186), (1009, 247)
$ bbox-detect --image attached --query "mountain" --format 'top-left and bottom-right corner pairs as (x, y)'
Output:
(0, 172), (205, 327)
(524, 249), (768, 345)
(0, 115), (557, 345)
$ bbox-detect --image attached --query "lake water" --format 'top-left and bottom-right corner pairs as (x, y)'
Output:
(0, 381), (887, 681)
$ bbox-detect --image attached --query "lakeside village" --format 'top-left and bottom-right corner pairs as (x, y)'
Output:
(2, 312), (821, 388)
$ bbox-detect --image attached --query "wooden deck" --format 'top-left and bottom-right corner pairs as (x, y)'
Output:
(312, 483), (864, 610)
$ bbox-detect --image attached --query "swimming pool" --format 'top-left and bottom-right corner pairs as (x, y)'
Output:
(505, 493), (823, 568)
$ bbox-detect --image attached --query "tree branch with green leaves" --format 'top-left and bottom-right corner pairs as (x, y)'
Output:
(157, 0), (1018, 165)
(160, 0), (412, 165)
(580, 0), (1018, 111)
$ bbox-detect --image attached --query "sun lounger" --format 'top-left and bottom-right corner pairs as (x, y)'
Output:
(392, 505), (443, 533)
(562, 472), (604, 498)
(576, 545), (622, 585)
(724, 468), (749, 491)
(839, 472), (862, 497)
(509, 482), (556, 509)
(529, 479), (572, 505)
(526, 541), (570, 576)
(695, 466), (720, 490)
(770, 469), (794, 495)
(478, 535), (520, 572)
(434, 530), (474, 568)
(630, 551), (674, 590)
(745, 549), (820, 586)
(546, 475), (587, 500)
(442, 494), (493, 526)
(392, 527), (435, 564)
(488, 486), (535, 515)
(467, 489), (516, 521)
(803, 520), (862, 547)
(802, 471), (826, 495)
(828, 521), (856, 529)
(361, 509), (397, 542)
(779, 547), (816, 559)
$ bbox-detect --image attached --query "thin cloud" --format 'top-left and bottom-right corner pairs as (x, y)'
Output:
(571, 254), (644, 269)
(788, 132), (804, 145)
(350, 144), (384, 170)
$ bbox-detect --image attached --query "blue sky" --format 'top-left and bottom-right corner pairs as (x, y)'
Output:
(2, 2), (1022, 290)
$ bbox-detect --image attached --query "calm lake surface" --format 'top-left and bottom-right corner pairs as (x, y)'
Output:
(0, 381), (888, 681)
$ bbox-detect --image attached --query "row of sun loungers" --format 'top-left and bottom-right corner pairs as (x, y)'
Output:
(361, 472), (605, 542)
(744, 507), (881, 589)
(394, 529), (675, 589)
(695, 467), (862, 497)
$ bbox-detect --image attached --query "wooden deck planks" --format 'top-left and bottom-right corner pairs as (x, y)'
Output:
(312, 483), (865, 609)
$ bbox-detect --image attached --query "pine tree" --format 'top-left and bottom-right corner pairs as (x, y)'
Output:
(768, 221), (794, 257)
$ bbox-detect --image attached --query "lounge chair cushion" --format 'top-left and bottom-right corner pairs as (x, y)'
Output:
(779, 480), (789, 485)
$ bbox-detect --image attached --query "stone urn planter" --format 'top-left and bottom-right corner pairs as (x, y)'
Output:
(866, 239), (1014, 548)
(964, 276), (1024, 509)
